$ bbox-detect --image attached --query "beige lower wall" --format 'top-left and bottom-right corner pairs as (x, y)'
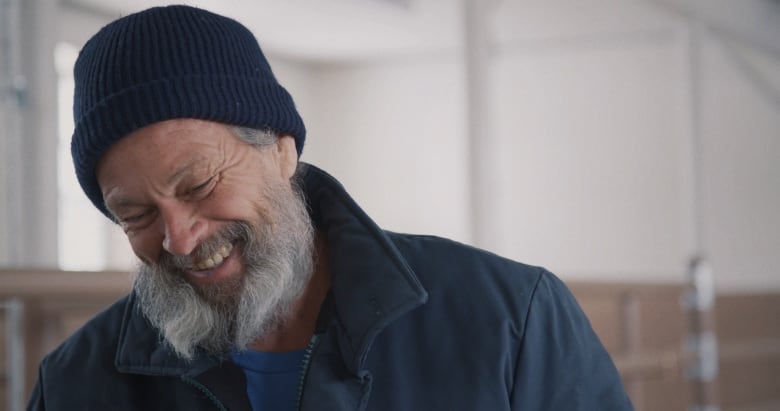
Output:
(572, 282), (780, 411)
(571, 283), (691, 411)
(0, 270), (131, 406)
(715, 294), (780, 410)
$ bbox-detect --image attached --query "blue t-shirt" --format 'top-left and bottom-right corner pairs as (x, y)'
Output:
(230, 349), (306, 411)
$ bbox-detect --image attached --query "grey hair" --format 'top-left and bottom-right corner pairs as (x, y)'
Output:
(229, 125), (308, 182)
(229, 126), (278, 148)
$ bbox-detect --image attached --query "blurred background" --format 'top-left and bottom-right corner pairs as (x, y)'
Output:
(0, 0), (778, 410)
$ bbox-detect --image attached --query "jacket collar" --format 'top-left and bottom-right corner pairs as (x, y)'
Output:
(115, 293), (219, 376)
(301, 164), (428, 373)
(115, 163), (428, 376)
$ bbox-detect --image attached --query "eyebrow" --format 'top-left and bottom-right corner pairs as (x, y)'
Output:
(103, 158), (203, 212)
(103, 189), (143, 214)
(166, 158), (198, 186)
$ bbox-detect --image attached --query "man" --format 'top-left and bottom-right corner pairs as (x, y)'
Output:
(29, 5), (632, 411)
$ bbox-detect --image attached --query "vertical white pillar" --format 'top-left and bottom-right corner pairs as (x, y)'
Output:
(0, 0), (60, 267)
(0, 0), (24, 266)
(15, 0), (59, 267)
(464, 0), (510, 253)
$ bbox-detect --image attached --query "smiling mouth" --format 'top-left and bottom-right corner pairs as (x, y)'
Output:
(192, 243), (233, 271)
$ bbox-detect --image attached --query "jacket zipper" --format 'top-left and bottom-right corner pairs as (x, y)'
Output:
(181, 375), (229, 411)
(295, 334), (321, 411)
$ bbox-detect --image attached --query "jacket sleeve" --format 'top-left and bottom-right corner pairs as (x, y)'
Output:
(510, 271), (634, 410)
(27, 364), (46, 411)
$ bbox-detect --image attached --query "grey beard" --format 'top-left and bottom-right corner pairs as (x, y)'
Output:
(132, 177), (314, 360)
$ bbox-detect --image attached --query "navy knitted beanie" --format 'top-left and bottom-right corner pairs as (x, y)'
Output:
(71, 5), (306, 220)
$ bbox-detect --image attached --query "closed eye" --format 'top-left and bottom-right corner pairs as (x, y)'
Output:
(119, 209), (154, 230)
(189, 176), (215, 196)
(123, 212), (146, 222)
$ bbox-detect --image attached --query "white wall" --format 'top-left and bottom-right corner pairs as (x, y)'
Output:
(288, 6), (780, 292)
(300, 59), (471, 242)
(700, 35), (780, 293)
(295, 39), (694, 284)
(495, 35), (692, 282)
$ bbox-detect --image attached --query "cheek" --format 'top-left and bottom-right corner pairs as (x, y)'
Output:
(127, 229), (163, 265)
(208, 181), (269, 221)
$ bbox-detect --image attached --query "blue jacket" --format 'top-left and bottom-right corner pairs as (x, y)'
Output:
(28, 164), (633, 410)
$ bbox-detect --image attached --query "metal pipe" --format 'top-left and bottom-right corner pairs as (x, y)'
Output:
(684, 256), (719, 411)
(683, 16), (720, 411)
(2, 298), (26, 411)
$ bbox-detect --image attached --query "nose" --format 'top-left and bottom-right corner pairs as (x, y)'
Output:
(160, 202), (207, 257)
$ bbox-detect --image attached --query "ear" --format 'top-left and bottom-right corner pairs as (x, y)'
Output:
(276, 135), (299, 180)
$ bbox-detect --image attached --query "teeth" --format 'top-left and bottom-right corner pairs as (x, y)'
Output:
(211, 254), (223, 266)
(218, 245), (230, 258)
(193, 243), (233, 270)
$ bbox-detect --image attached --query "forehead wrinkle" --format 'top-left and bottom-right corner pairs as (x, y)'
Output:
(165, 134), (229, 186)
(166, 158), (199, 186)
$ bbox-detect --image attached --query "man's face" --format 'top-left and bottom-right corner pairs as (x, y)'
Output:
(96, 119), (313, 358)
(98, 118), (298, 272)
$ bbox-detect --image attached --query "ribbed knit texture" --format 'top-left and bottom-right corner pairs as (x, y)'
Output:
(71, 5), (306, 220)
